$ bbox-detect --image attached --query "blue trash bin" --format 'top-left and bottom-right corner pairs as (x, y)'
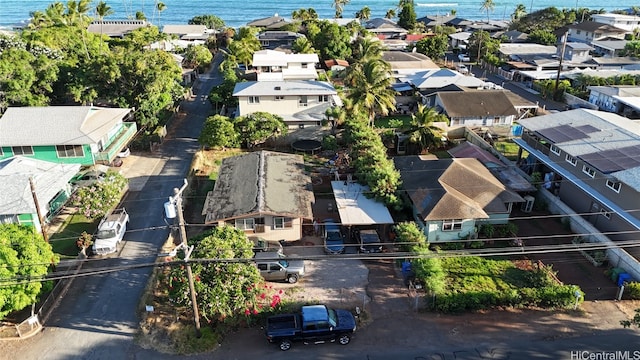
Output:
(618, 273), (632, 286)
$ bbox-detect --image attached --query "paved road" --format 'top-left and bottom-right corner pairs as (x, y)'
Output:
(1, 53), (224, 360)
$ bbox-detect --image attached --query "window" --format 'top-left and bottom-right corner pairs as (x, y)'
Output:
(248, 96), (260, 104)
(301, 63), (308, 68)
(298, 124), (305, 129)
(442, 219), (463, 231)
(12, 146), (33, 156)
(550, 145), (561, 155)
(600, 209), (611, 219)
(582, 165), (595, 178)
(565, 154), (577, 166)
(56, 145), (84, 158)
(273, 217), (285, 229)
(0, 214), (17, 224)
(576, 30), (581, 35)
(235, 218), (255, 230)
(299, 95), (308, 107)
(258, 264), (268, 271)
(274, 95), (284, 101)
(606, 179), (621, 193)
(318, 95), (329, 102)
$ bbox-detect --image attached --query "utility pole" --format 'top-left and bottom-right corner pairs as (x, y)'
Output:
(554, 31), (569, 94)
(170, 180), (201, 337)
(29, 177), (49, 243)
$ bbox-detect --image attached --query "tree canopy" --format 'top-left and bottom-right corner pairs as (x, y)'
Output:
(234, 112), (288, 148)
(0, 224), (59, 319)
(189, 14), (226, 30)
(528, 30), (557, 46)
(198, 115), (239, 149)
(415, 34), (449, 60)
(397, 0), (417, 31)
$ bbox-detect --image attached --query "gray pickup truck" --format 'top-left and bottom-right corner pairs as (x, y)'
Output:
(254, 252), (305, 284)
(265, 304), (356, 351)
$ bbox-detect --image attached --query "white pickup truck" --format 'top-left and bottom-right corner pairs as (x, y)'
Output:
(93, 208), (129, 255)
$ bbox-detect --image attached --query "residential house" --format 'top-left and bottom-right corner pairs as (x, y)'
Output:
(466, 20), (509, 33)
(591, 13), (640, 32)
(591, 39), (629, 58)
(382, 51), (439, 78)
(403, 68), (486, 98)
(363, 18), (407, 39)
(233, 80), (340, 128)
(258, 31), (305, 50)
(161, 24), (211, 41)
(588, 86), (640, 117)
(492, 30), (529, 43)
(449, 31), (472, 50)
(252, 49), (319, 81)
(433, 90), (519, 127)
(0, 106), (136, 166)
(0, 156), (80, 230)
(498, 43), (558, 62)
(566, 21), (627, 44)
(560, 42), (593, 63)
(589, 56), (640, 69)
(247, 14), (290, 29)
(514, 109), (640, 243)
(87, 20), (148, 38)
(202, 151), (314, 242)
(394, 156), (524, 242)
(324, 59), (350, 72)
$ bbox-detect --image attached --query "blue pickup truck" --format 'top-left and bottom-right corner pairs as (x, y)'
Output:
(265, 304), (356, 351)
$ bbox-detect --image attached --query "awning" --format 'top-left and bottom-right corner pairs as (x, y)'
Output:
(331, 181), (394, 225)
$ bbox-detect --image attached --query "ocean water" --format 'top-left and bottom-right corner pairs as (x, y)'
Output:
(0, 0), (634, 30)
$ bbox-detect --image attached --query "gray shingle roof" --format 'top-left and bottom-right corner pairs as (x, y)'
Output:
(202, 151), (314, 223)
(0, 106), (133, 146)
(437, 90), (518, 118)
(394, 157), (523, 221)
(0, 156), (80, 215)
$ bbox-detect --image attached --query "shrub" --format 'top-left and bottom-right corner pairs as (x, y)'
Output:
(626, 282), (640, 300)
(322, 135), (338, 151)
(479, 223), (495, 238)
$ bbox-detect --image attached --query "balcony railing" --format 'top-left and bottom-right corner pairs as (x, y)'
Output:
(95, 122), (137, 164)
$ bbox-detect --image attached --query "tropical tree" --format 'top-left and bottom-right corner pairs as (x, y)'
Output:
(72, 170), (128, 219)
(385, 9), (396, 19)
(95, 1), (114, 53)
(291, 8), (318, 22)
(622, 40), (640, 57)
(393, 222), (427, 251)
(415, 34), (449, 59)
(306, 20), (352, 60)
(528, 29), (557, 46)
(0, 224), (59, 320)
(188, 14), (225, 31)
(332, 0), (351, 18)
(345, 59), (397, 126)
(405, 104), (447, 154)
(292, 37), (315, 54)
(511, 3), (527, 21)
(397, 0), (417, 30)
(183, 44), (213, 70)
(234, 112), (288, 148)
(167, 226), (269, 322)
(480, 0), (495, 23)
(228, 27), (261, 69)
(199, 115), (239, 149)
(355, 6), (371, 21)
(155, 2), (166, 28)
(351, 35), (385, 63)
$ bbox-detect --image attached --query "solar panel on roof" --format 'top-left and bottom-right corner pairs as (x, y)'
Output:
(538, 124), (590, 143)
(581, 145), (640, 174)
(574, 124), (600, 134)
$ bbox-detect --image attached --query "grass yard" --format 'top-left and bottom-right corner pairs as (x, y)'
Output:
(374, 115), (412, 129)
(191, 148), (246, 179)
(494, 141), (524, 160)
(49, 213), (99, 257)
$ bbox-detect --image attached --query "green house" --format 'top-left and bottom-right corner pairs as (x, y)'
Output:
(394, 156), (524, 243)
(0, 106), (137, 166)
(0, 156), (81, 231)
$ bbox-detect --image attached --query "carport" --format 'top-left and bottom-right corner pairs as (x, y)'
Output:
(331, 181), (395, 248)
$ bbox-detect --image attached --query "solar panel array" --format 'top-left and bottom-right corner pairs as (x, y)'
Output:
(581, 145), (640, 174)
(538, 124), (591, 143)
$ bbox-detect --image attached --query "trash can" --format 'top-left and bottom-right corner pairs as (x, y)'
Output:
(618, 273), (632, 287)
(611, 267), (625, 282)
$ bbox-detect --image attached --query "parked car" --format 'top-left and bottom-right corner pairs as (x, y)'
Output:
(250, 236), (284, 256)
(255, 252), (305, 284)
(70, 169), (107, 188)
(117, 147), (131, 158)
(92, 208), (129, 255)
(323, 219), (344, 254)
(455, 63), (469, 74)
(458, 53), (470, 62)
(357, 229), (383, 253)
(265, 304), (356, 351)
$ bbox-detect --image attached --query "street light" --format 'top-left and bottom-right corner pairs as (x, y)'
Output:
(164, 179), (201, 337)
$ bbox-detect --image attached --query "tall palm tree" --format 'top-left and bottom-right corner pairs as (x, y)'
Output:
(385, 9), (396, 19)
(406, 105), (447, 154)
(480, 0), (495, 23)
(332, 0), (351, 19)
(345, 59), (397, 126)
(511, 3), (527, 21)
(96, 1), (114, 52)
(155, 2), (166, 28)
(354, 35), (385, 63)
(355, 6), (371, 21)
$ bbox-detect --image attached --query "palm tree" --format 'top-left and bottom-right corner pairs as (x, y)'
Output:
(385, 9), (396, 19)
(406, 104), (447, 154)
(511, 3), (527, 21)
(292, 8), (318, 22)
(353, 35), (385, 63)
(332, 0), (351, 19)
(155, 2), (166, 28)
(480, 0), (495, 23)
(355, 6), (371, 21)
(292, 37), (315, 54)
(345, 59), (397, 126)
(96, 1), (114, 53)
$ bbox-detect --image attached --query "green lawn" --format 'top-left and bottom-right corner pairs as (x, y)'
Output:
(442, 257), (538, 293)
(374, 115), (412, 129)
(49, 214), (99, 257)
(494, 141), (522, 159)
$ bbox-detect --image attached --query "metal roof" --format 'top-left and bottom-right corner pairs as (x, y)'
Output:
(331, 181), (394, 225)
(233, 80), (336, 97)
